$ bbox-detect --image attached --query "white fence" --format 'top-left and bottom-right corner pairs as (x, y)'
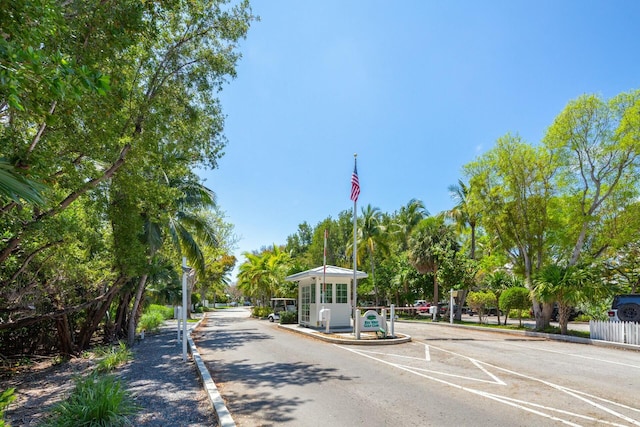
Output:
(590, 320), (640, 345)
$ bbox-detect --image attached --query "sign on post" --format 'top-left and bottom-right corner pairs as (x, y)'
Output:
(360, 310), (384, 332)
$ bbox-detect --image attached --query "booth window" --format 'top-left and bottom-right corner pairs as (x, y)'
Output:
(336, 283), (347, 303)
(322, 283), (333, 303)
(301, 285), (311, 323)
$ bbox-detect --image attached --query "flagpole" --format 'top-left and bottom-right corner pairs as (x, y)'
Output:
(351, 153), (359, 331)
(323, 229), (327, 305)
(353, 194), (357, 322)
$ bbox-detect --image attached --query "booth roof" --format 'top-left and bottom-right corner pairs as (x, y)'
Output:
(285, 265), (368, 282)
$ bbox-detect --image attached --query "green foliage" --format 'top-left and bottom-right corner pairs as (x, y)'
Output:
(508, 309), (531, 319)
(499, 287), (531, 312)
(467, 291), (496, 323)
(137, 311), (164, 334)
(94, 342), (133, 373)
(0, 0), (254, 359)
(42, 373), (137, 427)
(0, 388), (16, 427)
(251, 306), (271, 318)
(279, 310), (297, 324)
(147, 304), (175, 320)
(499, 287), (531, 326)
(238, 245), (292, 304)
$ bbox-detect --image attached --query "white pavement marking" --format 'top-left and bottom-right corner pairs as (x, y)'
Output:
(507, 342), (640, 370)
(335, 343), (640, 426)
(477, 360), (640, 426)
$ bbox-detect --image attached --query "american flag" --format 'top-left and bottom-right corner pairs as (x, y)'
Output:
(350, 161), (360, 202)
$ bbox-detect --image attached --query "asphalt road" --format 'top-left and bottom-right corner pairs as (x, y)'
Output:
(194, 308), (640, 427)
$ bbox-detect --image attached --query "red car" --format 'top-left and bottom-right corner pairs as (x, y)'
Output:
(416, 302), (431, 313)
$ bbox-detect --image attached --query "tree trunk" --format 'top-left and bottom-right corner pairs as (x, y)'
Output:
(558, 302), (570, 335)
(127, 274), (148, 347)
(76, 277), (125, 350)
(433, 265), (439, 312)
(113, 291), (131, 342)
(55, 315), (75, 356)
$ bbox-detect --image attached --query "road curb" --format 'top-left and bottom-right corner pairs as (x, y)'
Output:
(278, 323), (412, 345)
(188, 315), (236, 427)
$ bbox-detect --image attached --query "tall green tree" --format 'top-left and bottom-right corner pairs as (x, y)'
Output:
(348, 204), (388, 305)
(0, 0), (255, 356)
(392, 199), (428, 251)
(446, 179), (479, 260)
(408, 216), (458, 308)
(543, 91), (640, 267)
(464, 134), (557, 328)
(237, 246), (292, 305)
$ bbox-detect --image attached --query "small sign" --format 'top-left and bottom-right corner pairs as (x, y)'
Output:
(360, 310), (382, 331)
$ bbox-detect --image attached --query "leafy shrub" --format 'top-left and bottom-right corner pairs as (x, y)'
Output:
(574, 314), (591, 322)
(0, 388), (15, 427)
(95, 342), (133, 373)
(251, 306), (271, 318)
(147, 304), (174, 320)
(508, 309), (531, 319)
(279, 310), (297, 324)
(467, 291), (497, 323)
(499, 286), (531, 325)
(137, 311), (164, 333)
(42, 372), (137, 427)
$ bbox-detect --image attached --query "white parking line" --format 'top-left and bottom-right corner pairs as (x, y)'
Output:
(335, 343), (640, 426)
(506, 342), (640, 370)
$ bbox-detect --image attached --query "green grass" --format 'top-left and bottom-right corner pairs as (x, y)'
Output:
(137, 311), (164, 333)
(94, 342), (133, 373)
(42, 372), (138, 427)
(0, 388), (15, 427)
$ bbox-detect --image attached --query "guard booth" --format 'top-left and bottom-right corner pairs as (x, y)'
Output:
(285, 265), (368, 328)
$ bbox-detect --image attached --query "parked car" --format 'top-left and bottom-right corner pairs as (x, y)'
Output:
(608, 294), (640, 322)
(415, 301), (431, 313)
(486, 307), (503, 316)
(529, 303), (582, 321)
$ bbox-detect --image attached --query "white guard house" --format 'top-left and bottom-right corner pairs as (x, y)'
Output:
(285, 265), (368, 328)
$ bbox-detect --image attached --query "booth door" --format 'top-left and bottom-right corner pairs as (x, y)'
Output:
(301, 285), (311, 324)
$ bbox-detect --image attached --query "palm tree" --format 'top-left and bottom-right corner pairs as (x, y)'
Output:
(126, 175), (219, 346)
(408, 216), (458, 308)
(237, 245), (291, 306)
(394, 199), (428, 250)
(348, 204), (388, 305)
(446, 179), (479, 259)
(0, 158), (45, 206)
(533, 264), (604, 335)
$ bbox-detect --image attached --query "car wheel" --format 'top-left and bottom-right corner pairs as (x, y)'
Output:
(617, 303), (640, 322)
(268, 316), (274, 322)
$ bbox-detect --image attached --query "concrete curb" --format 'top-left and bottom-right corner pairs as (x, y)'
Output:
(278, 323), (412, 345)
(188, 315), (236, 427)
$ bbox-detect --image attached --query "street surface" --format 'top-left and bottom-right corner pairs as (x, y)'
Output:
(193, 308), (640, 427)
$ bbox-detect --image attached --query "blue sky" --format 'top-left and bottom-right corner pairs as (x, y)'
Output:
(199, 0), (640, 278)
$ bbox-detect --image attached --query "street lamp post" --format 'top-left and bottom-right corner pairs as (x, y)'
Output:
(181, 257), (191, 361)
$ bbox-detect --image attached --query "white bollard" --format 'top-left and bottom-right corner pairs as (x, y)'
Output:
(390, 304), (395, 338)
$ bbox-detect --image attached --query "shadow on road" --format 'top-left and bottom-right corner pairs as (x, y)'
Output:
(207, 358), (354, 390)
(216, 389), (307, 425)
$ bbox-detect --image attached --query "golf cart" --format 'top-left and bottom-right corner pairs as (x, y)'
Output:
(267, 298), (297, 322)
